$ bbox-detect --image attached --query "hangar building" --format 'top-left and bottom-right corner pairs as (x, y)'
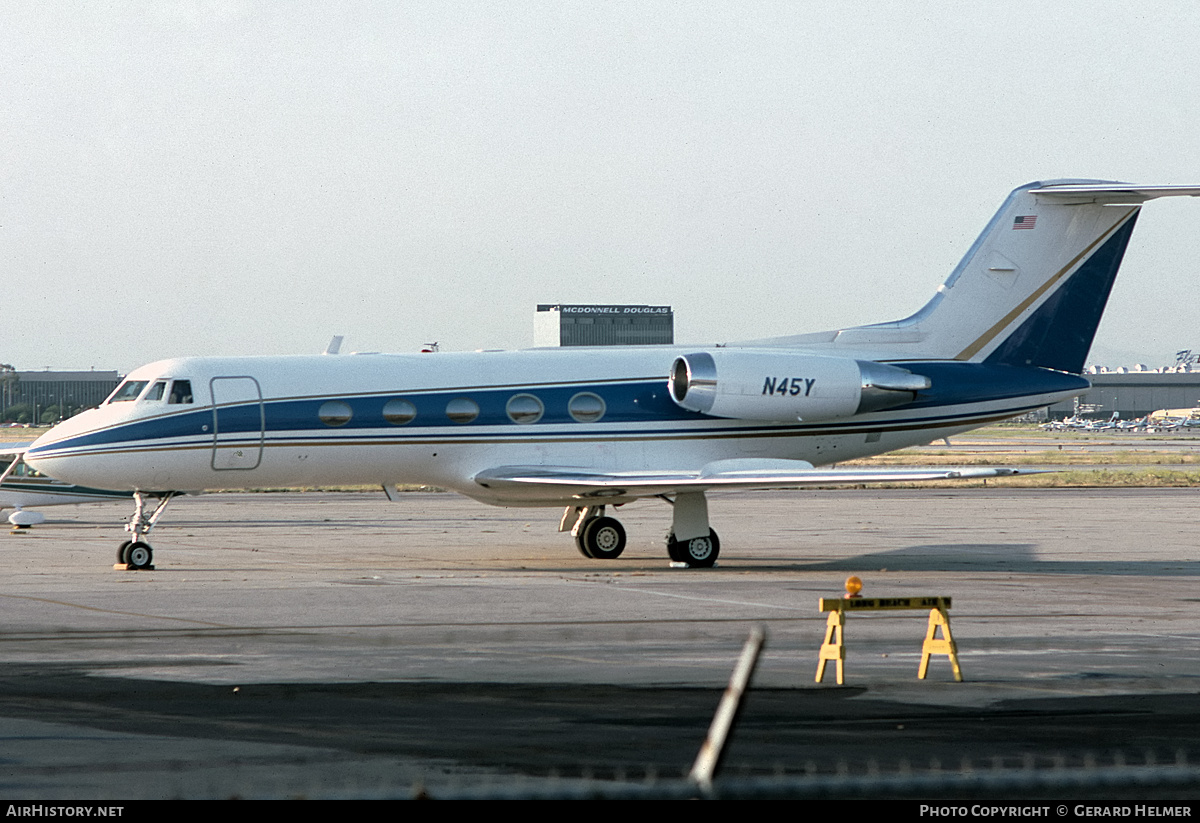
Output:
(1044, 369), (1200, 418)
(535, 304), (673, 347)
(1, 370), (121, 423)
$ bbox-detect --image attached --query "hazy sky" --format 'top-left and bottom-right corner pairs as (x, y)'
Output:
(4, 2), (1200, 373)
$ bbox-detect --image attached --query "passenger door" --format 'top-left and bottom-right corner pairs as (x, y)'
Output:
(210, 376), (264, 471)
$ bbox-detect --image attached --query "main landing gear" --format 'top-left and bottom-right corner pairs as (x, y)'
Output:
(564, 505), (629, 559)
(115, 491), (178, 570)
(560, 492), (721, 568)
(666, 529), (720, 567)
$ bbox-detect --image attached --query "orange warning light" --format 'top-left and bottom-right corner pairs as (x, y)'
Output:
(845, 576), (863, 598)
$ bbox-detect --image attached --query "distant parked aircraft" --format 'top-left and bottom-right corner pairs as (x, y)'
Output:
(0, 447), (131, 527)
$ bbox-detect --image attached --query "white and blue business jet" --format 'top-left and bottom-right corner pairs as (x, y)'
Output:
(25, 181), (1200, 570)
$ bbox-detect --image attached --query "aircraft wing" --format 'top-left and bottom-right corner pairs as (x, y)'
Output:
(473, 459), (1039, 502)
(0, 445), (32, 486)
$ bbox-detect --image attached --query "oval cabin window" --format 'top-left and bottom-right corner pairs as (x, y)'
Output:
(382, 399), (417, 425)
(568, 392), (606, 423)
(506, 394), (544, 424)
(319, 400), (353, 427)
(445, 397), (480, 424)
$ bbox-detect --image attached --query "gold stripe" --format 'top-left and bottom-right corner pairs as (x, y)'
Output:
(955, 209), (1137, 361)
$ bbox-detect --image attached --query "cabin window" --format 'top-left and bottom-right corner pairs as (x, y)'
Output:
(108, 380), (149, 403)
(445, 397), (480, 424)
(506, 394), (544, 424)
(382, 399), (417, 425)
(319, 400), (353, 427)
(145, 381), (167, 401)
(568, 392), (606, 423)
(169, 380), (194, 404)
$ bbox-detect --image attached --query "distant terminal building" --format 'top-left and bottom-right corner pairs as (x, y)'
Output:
(535, 304), (673, 347)
(1044, 366), (1200, 419)
(1, 370), (121, 423)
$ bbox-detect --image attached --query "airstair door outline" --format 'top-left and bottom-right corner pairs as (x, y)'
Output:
(210, 376), (264, 471)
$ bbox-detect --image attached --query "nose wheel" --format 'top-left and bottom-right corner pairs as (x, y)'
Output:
(117, 540), (154, 570)
(114, 491), (175, 570)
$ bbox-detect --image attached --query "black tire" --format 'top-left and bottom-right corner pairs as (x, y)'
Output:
(575, 533), (594, 558)
(667, 530), (720, 568)
(125, 541), (153, 570)
(117, 540), (132, 563)
(665, 533), (686, 563)
(580, 516), (626, 560)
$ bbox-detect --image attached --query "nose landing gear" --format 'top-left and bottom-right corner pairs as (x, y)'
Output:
(117, 540), (154, 570)
(114, 492), (177, 571)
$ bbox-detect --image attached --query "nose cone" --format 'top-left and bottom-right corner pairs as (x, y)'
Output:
(24, 409), (123, 489)
(27, 408), (96, 452)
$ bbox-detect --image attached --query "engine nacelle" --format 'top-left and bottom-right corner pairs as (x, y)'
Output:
(668, 350), (931, 422)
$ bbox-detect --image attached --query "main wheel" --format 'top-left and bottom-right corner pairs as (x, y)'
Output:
(666, 534), (687, 563)
(123, 541), (153, 570)
(117, 540), (132, 563)
(579, 516), (627, 560)
(667, 530), (720, 568)
(575, 532), (594, 558)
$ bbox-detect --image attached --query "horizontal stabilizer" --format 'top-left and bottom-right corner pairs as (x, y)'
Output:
(1029, 184), (1200, 204)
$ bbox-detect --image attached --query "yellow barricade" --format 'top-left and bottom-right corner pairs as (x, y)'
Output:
(816, 596), (961, 685)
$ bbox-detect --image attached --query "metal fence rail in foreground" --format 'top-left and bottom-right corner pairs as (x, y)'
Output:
(290, 628), (1200, 800)
(345, 759), (1200, 800)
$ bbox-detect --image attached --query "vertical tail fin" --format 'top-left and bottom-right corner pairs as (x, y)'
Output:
(749, 181), (1200, 373)
(866, 180), (1143, 373)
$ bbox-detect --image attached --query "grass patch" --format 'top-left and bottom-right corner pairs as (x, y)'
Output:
(844, 450), (1200, 467)
(0, 427), (44, 444)
(847, 469), (1200, 489)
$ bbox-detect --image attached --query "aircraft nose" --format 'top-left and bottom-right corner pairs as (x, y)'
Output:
(24, 433), (64, 475)
(23, 415), (99, 483)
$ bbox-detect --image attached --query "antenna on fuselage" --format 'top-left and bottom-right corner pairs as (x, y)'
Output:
(323, 335), (344, 355)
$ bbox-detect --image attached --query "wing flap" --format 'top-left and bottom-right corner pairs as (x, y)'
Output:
(474, 458), (1039, 502)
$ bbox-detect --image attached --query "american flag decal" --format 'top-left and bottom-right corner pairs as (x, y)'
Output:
(1012, 215), (1037, 230)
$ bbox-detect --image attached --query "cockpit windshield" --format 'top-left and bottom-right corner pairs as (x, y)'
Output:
(107, 380), (149, 403)
(106, 378), (195, 405)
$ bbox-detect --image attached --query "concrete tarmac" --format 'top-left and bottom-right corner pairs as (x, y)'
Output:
(2, 488), (1200, 799)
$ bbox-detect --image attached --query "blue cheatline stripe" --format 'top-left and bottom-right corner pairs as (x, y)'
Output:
(28, 363), (1086, 458)
(29, 399), (1057, 463)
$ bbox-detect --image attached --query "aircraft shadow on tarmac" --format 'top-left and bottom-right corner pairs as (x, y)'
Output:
(797, 543), (1200, 576)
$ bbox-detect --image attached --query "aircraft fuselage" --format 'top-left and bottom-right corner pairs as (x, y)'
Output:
(26, 347), (1085, 506)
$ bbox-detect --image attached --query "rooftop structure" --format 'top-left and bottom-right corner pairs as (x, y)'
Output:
(534, 304), (673, 347)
